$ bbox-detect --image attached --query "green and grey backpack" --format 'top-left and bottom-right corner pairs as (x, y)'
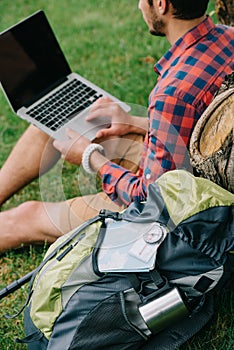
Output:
(14, 170), (234, 350)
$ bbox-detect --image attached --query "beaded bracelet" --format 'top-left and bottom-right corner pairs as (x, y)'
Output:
(81, 143), (105, 174)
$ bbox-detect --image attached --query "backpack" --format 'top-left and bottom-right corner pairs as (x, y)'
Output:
(14, 169), (234, 350)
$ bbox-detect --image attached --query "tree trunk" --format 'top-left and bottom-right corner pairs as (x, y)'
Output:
(215, 0), (234, 26)
(189, 73), (234, 193)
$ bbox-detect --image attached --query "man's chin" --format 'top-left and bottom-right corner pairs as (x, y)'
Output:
(150, 30), (166, 37)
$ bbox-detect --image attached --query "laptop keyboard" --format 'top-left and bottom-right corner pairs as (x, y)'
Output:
(27, 79), (103, 131)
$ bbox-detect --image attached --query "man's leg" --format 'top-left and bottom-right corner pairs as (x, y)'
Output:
(0, 193), (124, 252)
(0, 125), (60, 206)
(0, 200), (63, 252)
(0, 133), (143, 252)
(59, 192), (126, 233)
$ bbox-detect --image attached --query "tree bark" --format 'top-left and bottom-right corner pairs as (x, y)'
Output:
(215, 0), (234, 26)
(189, 73), (234, 193)
(190, 4), (234, 191)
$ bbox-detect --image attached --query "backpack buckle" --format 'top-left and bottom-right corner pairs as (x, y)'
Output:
(99, 209), (122, 221)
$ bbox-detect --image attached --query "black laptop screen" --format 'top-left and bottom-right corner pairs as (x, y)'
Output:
(0, 10), (71, 111)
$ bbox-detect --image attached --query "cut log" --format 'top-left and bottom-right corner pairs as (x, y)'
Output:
(190, 73), (234, 193)
(215, 0), (234, 26)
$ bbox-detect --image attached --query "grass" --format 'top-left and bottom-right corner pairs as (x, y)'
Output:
(0, 0), (233, 349)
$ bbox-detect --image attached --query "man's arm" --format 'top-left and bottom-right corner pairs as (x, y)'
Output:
(0, 125), (60, 205)
(97, 95), (197, 206)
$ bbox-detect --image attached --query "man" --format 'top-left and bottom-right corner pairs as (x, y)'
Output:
(0, 0), (233, 252)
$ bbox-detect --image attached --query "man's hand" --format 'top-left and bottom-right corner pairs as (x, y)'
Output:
(86, 96), (134, 139)
(53, 129), (90, 165)
(87, 97), (147, 138)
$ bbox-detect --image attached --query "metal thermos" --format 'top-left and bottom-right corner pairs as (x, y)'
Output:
(138, 287), (189, 334)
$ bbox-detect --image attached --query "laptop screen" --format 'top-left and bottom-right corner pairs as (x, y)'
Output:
(0, 10), (71, 111)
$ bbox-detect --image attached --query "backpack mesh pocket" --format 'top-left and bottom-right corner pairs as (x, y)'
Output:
(69, 291), (148, 350)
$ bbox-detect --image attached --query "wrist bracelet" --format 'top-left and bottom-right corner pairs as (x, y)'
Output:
(82, 143), (105, 174)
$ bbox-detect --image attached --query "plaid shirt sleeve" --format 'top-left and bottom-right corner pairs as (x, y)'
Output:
(99, 94), (198, 206)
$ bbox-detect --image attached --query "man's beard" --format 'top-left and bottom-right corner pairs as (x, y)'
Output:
(150, 16), (166, 37)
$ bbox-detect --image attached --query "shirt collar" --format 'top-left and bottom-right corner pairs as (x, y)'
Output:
(154, 16), (216, 76)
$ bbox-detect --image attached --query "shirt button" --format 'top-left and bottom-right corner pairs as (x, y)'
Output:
(146, 174), (151, 180)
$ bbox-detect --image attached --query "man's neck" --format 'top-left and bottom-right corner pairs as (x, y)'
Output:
(166, 15), (207, 45)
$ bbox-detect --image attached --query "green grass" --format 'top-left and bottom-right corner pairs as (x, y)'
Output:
(0, 0), (233, 349)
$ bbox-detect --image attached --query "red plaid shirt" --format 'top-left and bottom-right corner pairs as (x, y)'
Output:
(100, 16), (234, 206)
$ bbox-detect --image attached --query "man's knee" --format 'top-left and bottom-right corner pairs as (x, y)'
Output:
(14, 200), (64, 243)
(15, 200), (43, 217)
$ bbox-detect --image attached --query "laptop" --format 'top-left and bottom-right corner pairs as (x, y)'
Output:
(0, 10), (130, 140)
